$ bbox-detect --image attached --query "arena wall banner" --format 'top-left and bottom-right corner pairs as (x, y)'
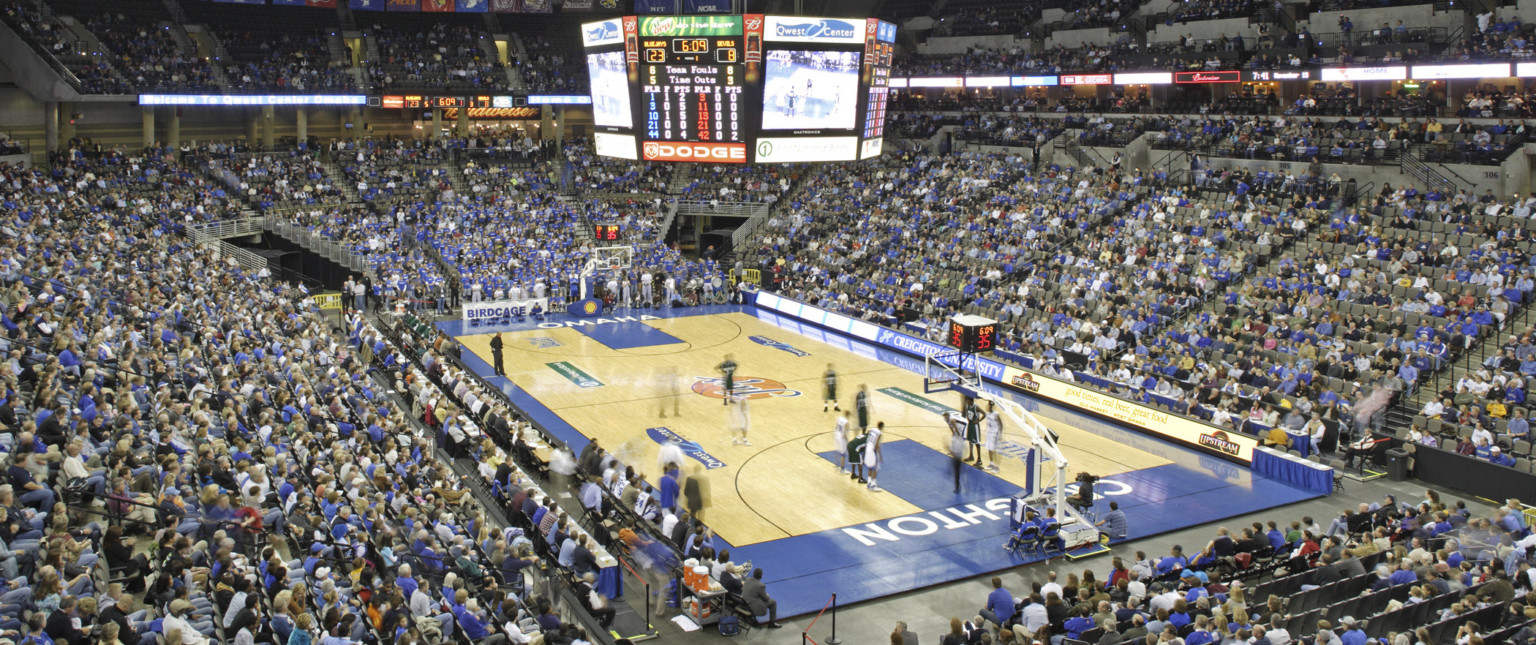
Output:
(489, 0), (520, 10)
(564, 0), (594, 9)
(753, 292), (1259, 465)
(350, 0), (384, 10)
(463, 298), (549, 322)
(634, 0), (672, 13)
(421, 0), (455, 11)
(684, 0), (731, 12)
(456, 0), (488, 10)
(997, 366), (1257, 463)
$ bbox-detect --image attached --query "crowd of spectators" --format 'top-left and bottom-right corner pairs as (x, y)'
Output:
(366, 21), (507, 92)
(931, 2), (1044, 36)
(562, 142), (672, 196)
(1058, 0), (1147, 30)
(335, 139), (454, 204)
(0, 0), (130, 94)
(952, 495), (1536, 645)
(1168, 0), (1262, 24)
(213, 29), (355, 93)
(82, 13), (217, 92)
(516, 34), (586, 95)
(956, 114), (1071, 148)
(677, 164), (794, 205)
(202, 150), (345, 211)
(737, 137), (1536, 471)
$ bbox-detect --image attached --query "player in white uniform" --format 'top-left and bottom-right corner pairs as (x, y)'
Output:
(731, 393), (752, 446)
(658, 442), (684, 474)
(664, 274), (678, 306)
(832, 410), (850, 472)
(864, 421), (885, 492)
(640, 271), (654, 307)
(983, 403), (1003, 472)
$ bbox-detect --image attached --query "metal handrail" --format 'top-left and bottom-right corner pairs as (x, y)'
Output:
(675, 200), (769, 217)
(187, 216), (267, 241)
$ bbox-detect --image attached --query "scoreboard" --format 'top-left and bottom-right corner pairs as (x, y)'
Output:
(640, 32), (746, 149)
(593, 224), (622, 241)
(582, 15), (895, 164)
(948, 315), (998, 353)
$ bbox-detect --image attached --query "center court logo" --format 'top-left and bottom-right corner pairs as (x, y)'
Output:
(647, 427), (726, 469)
(1199, 430), (1242, 457)
(692, 377), (802, 399)
(748, 335), (810, 357)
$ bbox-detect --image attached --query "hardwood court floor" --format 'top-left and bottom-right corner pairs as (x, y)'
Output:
(459, 312), (1171, 546)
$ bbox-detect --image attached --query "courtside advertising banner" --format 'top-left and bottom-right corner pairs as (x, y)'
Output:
(463, 299), (549, 322)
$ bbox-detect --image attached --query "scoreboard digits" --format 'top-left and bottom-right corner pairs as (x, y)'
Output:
(641, 36), (743, 146)
(594, 224), (621, 241)
(948, 319), (997, 353)
(585, 15), (895, 164)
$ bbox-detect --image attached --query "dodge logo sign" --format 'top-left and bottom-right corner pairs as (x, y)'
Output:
(642, 141), (747, 163)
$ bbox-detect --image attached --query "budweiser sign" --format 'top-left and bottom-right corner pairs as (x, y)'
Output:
(442, 107), (540, 119)
(1175, 71), (1241, 84)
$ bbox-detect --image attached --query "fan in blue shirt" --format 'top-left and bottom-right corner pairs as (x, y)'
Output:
(979, 577), (1014, 626)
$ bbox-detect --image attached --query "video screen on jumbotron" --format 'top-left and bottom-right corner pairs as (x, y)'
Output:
(761, 50), (860, 131)
(586, 51), (633, 129)
(580, 15), (895, 163)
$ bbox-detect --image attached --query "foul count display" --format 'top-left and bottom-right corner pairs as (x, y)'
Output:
(581, 15), (895, 164)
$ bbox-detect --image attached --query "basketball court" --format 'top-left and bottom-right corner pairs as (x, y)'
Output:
(439, 305), (1325, 617)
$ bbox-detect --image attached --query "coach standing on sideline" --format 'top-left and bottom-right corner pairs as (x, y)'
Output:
(490, 332), (506, 376)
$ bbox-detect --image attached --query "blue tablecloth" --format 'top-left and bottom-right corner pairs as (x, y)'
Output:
(597, 564), (623, 598)
(1253, 447), (1334, 495)
(1288, 432), (1313, 457)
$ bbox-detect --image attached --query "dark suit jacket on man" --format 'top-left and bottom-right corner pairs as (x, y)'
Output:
(742, 578), (773, 615)
(900, 630), (919, 645)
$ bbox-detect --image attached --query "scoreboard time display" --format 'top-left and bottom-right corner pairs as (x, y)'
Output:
(582, 15), (895, 164)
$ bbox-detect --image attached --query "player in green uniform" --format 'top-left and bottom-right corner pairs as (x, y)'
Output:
(855, 384), (870, 429)
(847, 428), (868, 484)
(823, 363), (840, 412)
(964, 397), (983, 465)
(716, 353), (738, 406)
